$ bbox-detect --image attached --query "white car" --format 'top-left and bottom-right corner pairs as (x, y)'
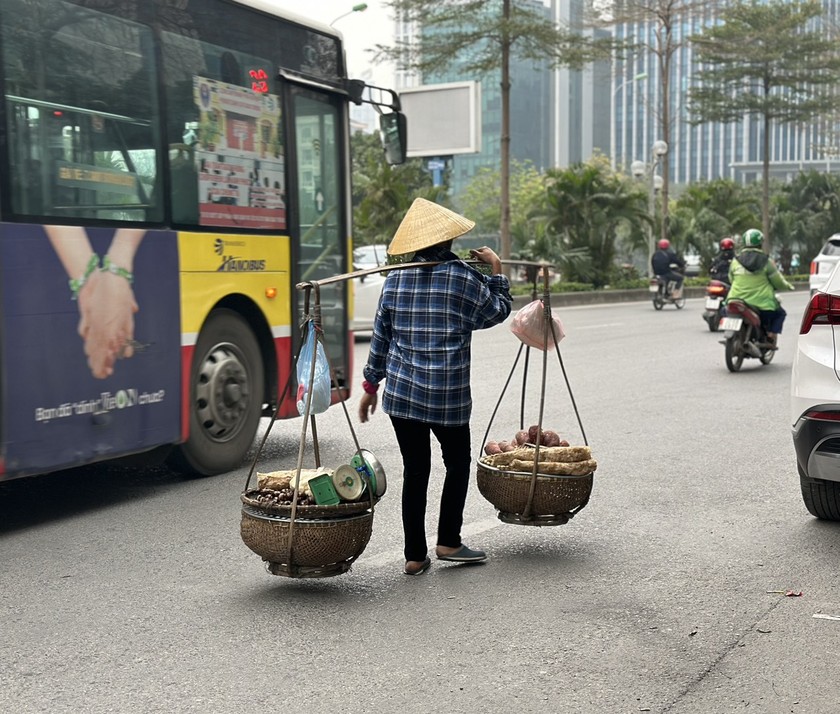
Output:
(791, 259), (840, 520)
(808, 234), (840, 294)
(683, 252), (701, 277)
(351, 244), (388, 338)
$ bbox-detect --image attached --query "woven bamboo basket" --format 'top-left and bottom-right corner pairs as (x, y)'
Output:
(240, 505), (374, 577)
(476, 461), (592, 519)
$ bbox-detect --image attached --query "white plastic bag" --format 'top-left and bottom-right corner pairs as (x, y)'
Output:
(510, 299), (565, 350)
(296, 321), (331, 415)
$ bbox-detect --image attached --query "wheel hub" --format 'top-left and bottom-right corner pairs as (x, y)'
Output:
(195, 345), (251, 440)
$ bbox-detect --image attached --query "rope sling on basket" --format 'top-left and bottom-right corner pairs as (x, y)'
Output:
(240, 280), (384, 579)
(477, 265), (595, 527)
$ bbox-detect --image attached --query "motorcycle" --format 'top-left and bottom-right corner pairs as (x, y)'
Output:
(649, 265), (686, 310)
(720, 299), (776, 372)
(702, 279), (729, 332)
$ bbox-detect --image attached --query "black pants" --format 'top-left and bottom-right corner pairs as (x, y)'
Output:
(389, 416), (471, 562)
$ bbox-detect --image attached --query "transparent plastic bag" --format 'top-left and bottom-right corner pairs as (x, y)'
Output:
(510, 299), (565, 351)
(296, 321), (331, 415)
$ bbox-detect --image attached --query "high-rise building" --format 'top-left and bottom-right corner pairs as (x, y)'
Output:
(609, 1), (840, 183)
(394, 0), (552, 200)
(392, 0), (840, 191)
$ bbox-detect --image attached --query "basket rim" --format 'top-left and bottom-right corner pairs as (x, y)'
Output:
(241, 504), (374, 524)
(241, 488), (378, 516)
(477, 459), (593, 480)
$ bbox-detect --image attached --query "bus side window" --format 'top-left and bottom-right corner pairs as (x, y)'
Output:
(1, 5), (161, 222)
(170, 143), (199, 224)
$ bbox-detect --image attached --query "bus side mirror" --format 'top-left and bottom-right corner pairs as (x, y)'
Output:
(379, 111), (407, 165)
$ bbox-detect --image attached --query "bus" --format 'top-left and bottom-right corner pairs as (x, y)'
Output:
(0, 0), (406, 480)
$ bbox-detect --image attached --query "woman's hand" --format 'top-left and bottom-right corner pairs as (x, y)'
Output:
(358, 391), (378, 423)
(469, 247), (502, 275)
(77, 270), (139, 378)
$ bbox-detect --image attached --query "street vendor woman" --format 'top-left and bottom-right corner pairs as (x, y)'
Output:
(357, 198), (512, 576)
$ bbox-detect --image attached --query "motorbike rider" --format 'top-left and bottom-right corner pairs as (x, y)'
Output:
(727, 229), (794, 349)
(709, 237), (735, 283)
(651, 238), (686, 297)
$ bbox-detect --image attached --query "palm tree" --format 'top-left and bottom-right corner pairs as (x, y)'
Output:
(531, 160), (649, 287)
(668, 179), (759, 270)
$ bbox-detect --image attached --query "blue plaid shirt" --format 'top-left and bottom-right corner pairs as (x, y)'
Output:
(362, 248), (512, 426)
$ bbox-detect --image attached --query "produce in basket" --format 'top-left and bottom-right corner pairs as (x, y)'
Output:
(249, 488), (317, 507)
(484, 445), (592, 466)
(257, 468), (331, 495)
(480, 443), (597, 476)
(486, 425), (567, 454)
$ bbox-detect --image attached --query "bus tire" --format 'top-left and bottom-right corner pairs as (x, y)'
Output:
(170, 309), (264, 476)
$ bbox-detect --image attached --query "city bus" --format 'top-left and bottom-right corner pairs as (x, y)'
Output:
(0, 0), (406, 480)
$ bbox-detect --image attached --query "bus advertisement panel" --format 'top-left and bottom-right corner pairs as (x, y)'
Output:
(193, 77), (286, 229)
(0, 225), (181, 476)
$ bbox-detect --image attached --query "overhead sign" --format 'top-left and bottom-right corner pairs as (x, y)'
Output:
(400, 81), (481, 158)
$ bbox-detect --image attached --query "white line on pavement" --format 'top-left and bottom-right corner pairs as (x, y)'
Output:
(356, 517), (501, 569)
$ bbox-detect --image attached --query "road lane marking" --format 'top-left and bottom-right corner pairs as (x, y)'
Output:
(356, 518), (501, 569)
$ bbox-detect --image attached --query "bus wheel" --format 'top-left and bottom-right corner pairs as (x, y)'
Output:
(170, 309), (264, 476)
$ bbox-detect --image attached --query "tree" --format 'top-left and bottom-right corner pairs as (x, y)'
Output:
(595, 0), (708, 245)
(771, 170), (840, 271)
(688, 0), (840, 252)
(350, 130), (445, 246)
(374, 0), (617, 269)
(459, 160), (544, 241)
(668, 178), (759, 269)
(530, 158), (649, 287)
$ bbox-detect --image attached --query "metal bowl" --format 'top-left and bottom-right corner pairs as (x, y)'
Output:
(352, 449), (387, 498)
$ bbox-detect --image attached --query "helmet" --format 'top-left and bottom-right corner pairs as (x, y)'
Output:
(720, 238), (734, 250)
(657, 239), (670, 250)
(742, 229), (763, 247)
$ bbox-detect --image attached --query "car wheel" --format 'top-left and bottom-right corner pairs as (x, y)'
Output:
(169, 309), (264, 476)
(800, 468), (840, 520)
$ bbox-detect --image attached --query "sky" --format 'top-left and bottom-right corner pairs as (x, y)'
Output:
(270, 0), (396, 85)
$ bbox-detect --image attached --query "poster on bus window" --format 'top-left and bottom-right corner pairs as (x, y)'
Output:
(193, 77), (286, 230)
(0, 224), (181, 476)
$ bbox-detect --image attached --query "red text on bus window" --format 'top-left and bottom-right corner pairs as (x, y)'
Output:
(249, 68), (268, 93)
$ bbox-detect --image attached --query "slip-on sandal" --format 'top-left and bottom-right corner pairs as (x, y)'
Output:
(436, 544), (487, 563)
(404, 557), (432, 576)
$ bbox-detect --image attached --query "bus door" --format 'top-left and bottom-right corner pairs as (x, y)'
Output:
(286, 84), (349, 389)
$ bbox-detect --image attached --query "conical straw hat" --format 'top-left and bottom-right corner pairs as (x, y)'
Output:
(387, 198), (475, 256)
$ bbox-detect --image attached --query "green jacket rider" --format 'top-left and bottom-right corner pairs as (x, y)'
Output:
(727, 228), (794, 344)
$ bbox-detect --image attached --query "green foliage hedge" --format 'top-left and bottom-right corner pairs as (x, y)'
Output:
(509, 274), (809, 296)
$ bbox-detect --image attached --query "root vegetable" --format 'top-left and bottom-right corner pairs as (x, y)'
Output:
(498, 441), (515, 452)
(559, 439), (570, 447)
(528, 425), (540, 443)
(513, 430), (529, 446)
(484, 441), (501, 455)
(541, 430), (561, 447)
(482, 446), (591, 466)
(507, 458), (596, 475)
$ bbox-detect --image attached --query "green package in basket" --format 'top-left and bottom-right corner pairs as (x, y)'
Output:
(309, 473), (341, 505)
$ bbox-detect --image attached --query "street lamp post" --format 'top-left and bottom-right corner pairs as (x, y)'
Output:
(329, 3), (368, 26)
(632, 140), (668, 277)
(611, 72), (647, 170)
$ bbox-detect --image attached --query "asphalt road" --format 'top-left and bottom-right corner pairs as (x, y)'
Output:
(2, 290), (839, 714)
